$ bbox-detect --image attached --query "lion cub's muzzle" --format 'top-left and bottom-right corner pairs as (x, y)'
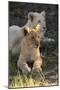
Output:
(35, 42), (39, 47)
(34, 40), (40, 48)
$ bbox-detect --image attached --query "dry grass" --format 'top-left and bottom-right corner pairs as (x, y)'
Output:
(9, 74), (48, 88)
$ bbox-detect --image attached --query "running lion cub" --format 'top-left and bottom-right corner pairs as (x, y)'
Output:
(17, 24), (42, 75)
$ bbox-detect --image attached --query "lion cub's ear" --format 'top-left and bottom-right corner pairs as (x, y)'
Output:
(28, 12), (34, 22)
(23, 27), (30, 36)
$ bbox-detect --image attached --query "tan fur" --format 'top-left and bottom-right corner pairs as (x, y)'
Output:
(17, 27), (42, 75)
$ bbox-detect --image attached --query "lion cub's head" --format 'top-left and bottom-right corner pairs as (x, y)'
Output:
(23, 24), (41, 48)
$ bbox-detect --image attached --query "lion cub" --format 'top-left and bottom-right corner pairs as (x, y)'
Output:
(17, 25), (42, 75)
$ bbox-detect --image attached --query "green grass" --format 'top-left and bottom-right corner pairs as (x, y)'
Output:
(9, 75), (48, 88)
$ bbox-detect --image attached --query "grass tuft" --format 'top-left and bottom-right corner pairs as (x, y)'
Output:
(9, 75), (48, 88)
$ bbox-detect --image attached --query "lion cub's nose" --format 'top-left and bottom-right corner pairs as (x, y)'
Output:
(36, 43), (39, 47)
(27, 60), (34, 70)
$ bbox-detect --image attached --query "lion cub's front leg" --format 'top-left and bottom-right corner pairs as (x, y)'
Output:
(32, 57), (42, 73)
(17, 60), (31, 75)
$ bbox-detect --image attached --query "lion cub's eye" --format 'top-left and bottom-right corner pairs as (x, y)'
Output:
(38, 20), (41, 23)
(31, 36), (34, 40)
